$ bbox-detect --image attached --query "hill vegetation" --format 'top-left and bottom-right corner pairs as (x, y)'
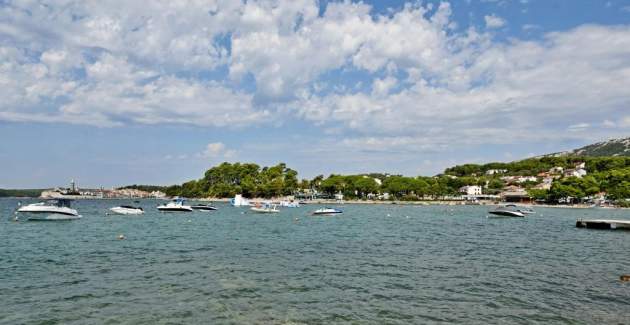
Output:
(163, 156), (630, 204)
(0, 189), (44, 197)
(543, 137), (630, 157)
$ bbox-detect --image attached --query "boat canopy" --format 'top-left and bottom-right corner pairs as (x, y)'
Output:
(47, 199), (73, 208)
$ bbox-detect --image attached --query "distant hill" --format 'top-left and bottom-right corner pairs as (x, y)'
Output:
(542, 137), (630, 158)
(0, 189), (44, 197)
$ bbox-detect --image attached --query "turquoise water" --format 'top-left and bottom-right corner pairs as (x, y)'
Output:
(1, 199), (629, 324)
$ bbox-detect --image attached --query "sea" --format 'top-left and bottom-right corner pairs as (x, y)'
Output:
(1, 198), (629, 324)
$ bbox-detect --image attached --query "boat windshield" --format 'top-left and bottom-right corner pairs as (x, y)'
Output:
(48, 199), (72, 208)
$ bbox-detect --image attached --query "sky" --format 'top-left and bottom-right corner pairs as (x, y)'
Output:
(1, 0), (630, 188)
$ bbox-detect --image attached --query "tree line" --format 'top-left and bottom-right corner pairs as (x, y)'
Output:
(132, 156), (630, 203)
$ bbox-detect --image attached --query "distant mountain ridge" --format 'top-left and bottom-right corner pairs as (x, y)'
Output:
(543, 137), (630, 158)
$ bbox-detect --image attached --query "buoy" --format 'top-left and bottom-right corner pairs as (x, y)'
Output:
(387, 214), (391, 217)
(621, 275), (630, 282)
(187, 219), (192, 222)
(117, 234), (126, 240)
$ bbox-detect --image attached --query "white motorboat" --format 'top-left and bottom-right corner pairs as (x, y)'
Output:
(504, 204), (536, 215)
(191, 203), (218, 211)
(312, 207), (343, 215)
(230, 194), (250, 207)
(157, 198), (193, 212)
(16, 199), (81, 221)
(488, 206), (525, 218)
(250, 203), (280, 214)
(109, 205), (144, 215)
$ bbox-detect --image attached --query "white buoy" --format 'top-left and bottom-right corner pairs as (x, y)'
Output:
(117, 234), (126, 240)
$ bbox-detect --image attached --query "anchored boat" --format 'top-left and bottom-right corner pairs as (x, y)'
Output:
(191, 203), (218, 211)
(312, 207), (343, 216)
(109, 205), (144, 215)
(488, 205), (525, 218)
(157, 198), (193, 212)
(16, 199), (81, 221)
(230, 194), (250, 207)
(250, 203), (280, 214)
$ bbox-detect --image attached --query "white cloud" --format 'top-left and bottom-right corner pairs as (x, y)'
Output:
(568, 123), (590, 132)
(485, 14), (506, 29)
(200, 142), (236, 159)
(0, 0), (629, 155)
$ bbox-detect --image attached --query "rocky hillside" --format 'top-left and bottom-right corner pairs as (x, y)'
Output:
(544, 137), (630, 157)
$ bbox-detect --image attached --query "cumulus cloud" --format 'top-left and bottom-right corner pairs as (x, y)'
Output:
(0, 0), (629, 156)
(484, 14), (506, 29)
(200, 142), (236, 159)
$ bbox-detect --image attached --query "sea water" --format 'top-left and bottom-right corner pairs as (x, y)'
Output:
(1, 199), (629, 324)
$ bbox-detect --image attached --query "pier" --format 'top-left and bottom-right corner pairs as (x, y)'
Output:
(576, 219), (630, 230)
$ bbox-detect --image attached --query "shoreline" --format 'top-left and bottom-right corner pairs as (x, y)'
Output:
(2, 196), (625, 209)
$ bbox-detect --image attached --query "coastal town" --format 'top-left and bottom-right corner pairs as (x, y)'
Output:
(27, 157), (625, 209)
(38, 180), (167, 200)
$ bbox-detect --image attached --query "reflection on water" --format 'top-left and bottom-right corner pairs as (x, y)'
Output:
(1, 199), (629, 324)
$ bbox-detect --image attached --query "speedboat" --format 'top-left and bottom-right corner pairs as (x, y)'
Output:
(250, 203), (280, 214)
(488, 206), (525, 218)
(230, 194), (250, 207)
(109, 205), (144, 215)
(191, 203), (218, 211)
(16, 199), (81, 221)
(157, 198), (193, 212)
(312, 207), (343, 216)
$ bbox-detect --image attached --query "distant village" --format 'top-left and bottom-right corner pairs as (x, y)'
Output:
(40, 180), (167, 200)
(453, 162), (596, 204)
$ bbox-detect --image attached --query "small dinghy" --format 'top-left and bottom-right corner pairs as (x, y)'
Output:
(312, 207), (343, 216)
(109, 205), (144, 215)
(250, 203), (280, 214)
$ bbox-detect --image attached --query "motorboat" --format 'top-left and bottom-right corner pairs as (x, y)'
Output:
(250, 203), (280, 214)
(488, 206), (525, 218)
(279, 200), (300, 208)
(230, 194), (250, 207)
(503, 204), (535, 215)
(312, 207), (343, 215)
(191, 203), (218, 211)
(157, 198), (193, 212)
(109, 205), (144, 215)
(16, 199), (81, 221)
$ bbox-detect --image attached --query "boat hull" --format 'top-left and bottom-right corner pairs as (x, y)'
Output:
(488, 210), (525, 217)
(191, 205), (218, 211)
(22, 213), (82, 221)
(109, 207), (144, 215)
(158, 207), (193, 212)
(312, 208), (343, 216)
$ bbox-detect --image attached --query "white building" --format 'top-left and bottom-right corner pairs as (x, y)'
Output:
(459, 185), (482, 196)
(564, 168), (587, 178)
(516, 176), (538, 183)
(485, 169), (508, 175)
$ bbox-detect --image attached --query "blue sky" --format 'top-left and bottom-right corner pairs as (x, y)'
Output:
(1, 0), (630, 188)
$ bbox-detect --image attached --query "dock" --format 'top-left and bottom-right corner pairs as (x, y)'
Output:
(576, 219), (630, 230)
